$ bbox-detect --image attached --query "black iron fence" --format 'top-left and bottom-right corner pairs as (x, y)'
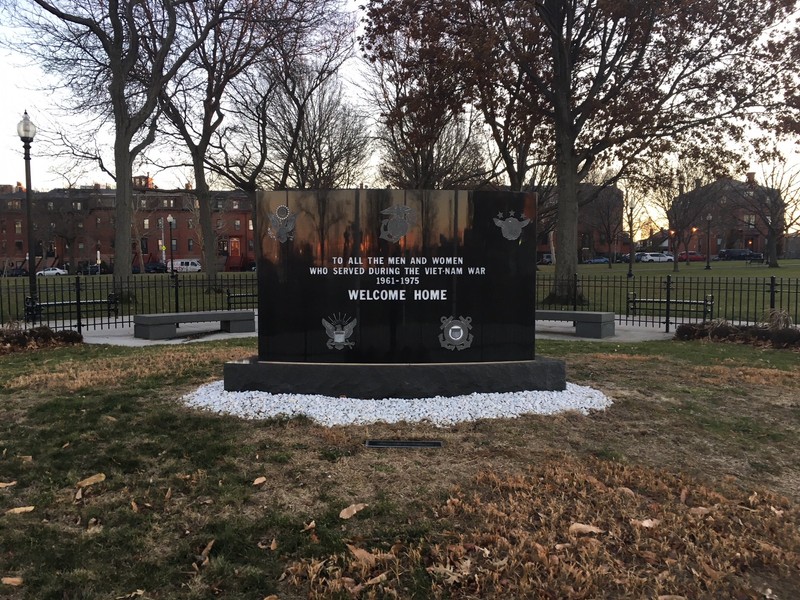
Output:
(1, 272), (798, 334)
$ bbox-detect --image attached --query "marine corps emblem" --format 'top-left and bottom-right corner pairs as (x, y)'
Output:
(439, 315), (473, 351)
(379, 205), (413, 243)
(268, 204), (297, 243)
(493, 211), (530, 241)
(322, 314), (357, 350)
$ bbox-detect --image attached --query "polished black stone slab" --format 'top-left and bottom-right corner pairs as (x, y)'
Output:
(224, 358), (566, 398)
(256, 189), (539, 363)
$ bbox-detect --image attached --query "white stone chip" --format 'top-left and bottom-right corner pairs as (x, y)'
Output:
(181, 381), (612, 427)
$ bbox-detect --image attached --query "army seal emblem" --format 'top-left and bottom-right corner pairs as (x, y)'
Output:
(439, 315), (473, 351)
(268, 204), (297, 243)
(379, 205), (413, 243)
(322, 314), (357, 350)
(493, 211), (530, 241)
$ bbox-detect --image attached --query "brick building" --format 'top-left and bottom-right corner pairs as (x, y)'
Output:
(0, 181), (254, 274)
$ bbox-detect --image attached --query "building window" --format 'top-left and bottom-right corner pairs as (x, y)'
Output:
(139, 199), (148, 209)
(214, 200), (224, 210)
(162, 198), (174, 208)
(248, 219), (253, 231)
(96, 217), (101, 228)
(78, 222), (84, 229)
(745, 215), (756, 229)
(73, 201), (82, 210)
(216, 219), (223, 230)
(171, 239), (177, 252)
(248, 239), (254, 252)
(188, 238), (194, 251)
(8, 200), (21, 210)
(141, 238), (148, 252)
(217, 239), (228, 255)
(15, 221), (22, 234)
(234, 219), (241, 231)
(110, 217), (115, 227)
(188, 218), (194, 229)
(47, 201), (54, 211)
(78, 243), (84, 250)
(143, 218), (150, 230)
(15, 240), (23, 252)
(157, 217), (163, 229)
(232, 200), (240, 209)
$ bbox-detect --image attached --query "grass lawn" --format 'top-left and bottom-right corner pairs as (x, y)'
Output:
(1, 337), (798, 598)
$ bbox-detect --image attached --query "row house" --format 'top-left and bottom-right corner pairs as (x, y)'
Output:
(669, 174), (783, 258)
(0, 181), (255, 274)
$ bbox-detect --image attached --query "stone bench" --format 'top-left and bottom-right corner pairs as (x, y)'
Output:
(134, 310), (255, 340)
(535, 310), (615, 338)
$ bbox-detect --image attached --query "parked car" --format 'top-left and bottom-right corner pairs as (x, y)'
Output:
(718, 248), (762, 261)
(584, 257), (610, 264)
(677, 251), (705, 262)
(538, 253), (553, 265)
(145, 261), (168, 273)
(2, 266), (28, 277)
(167, 259), (202, 273)
(639, 252), (673, 263)
(36, 266), (68, 276)
(81, 263), (110, 275)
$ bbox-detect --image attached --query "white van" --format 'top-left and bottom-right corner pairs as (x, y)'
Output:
(168, 259), (202, 273)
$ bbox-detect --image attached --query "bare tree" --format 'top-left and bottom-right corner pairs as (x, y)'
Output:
(5, 0), (228, 279)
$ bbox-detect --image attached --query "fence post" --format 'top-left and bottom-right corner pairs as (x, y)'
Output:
(173, 271), (180, 314)
(664, 274), (672, 333)
(573, 273), (579, 312)
(75, 275), (83, 335)
(769, 275), (777, 310)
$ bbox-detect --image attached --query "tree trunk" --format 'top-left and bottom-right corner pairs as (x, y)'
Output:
(194, 162), (218, 289)
(113, 149), (133, 280)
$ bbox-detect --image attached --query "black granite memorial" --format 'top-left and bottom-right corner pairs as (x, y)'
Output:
(224, 189), (566, 397)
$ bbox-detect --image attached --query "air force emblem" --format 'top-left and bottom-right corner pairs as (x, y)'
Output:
(323, 314), (357, 350)
(268, 204), (297, 243)
(439, 315), (473, 351)
(493, 211), (530, 241)
(380, 205), (413, 243)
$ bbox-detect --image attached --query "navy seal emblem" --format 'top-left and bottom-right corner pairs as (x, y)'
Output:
(380, 205), (413, 243)
(322, 314), (357, 350)
(439, 315), (473, 351)
(493, 211), (530, 241)
(268, 204), (297, 243)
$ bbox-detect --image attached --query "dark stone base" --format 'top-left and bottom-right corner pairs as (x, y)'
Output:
(224, 358), (566, 399)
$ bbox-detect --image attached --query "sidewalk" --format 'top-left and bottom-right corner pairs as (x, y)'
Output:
(80, 318), (673, 347)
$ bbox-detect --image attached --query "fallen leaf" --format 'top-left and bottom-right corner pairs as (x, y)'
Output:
(366, 572), (388, 586)
(5, 506), (35, 515)
(680, 487), (689, 504)
(164, 487), (172, 502)
(200, 539), (215, 560)
(569, 523), (604, 535)
(631, 518), (661, 528)
(302, 520), (316, 531)
(253, 477), (267, 486)
(270, 538), (278, 551)
(658, 596), (687, 600)
(76, 473), (106, 488)
(1, 577), (23, 586)
(617, 486), (635, 498)
(263, 596), (279, 600)
(0, 481), (17, 489)
(62, 442), (70, 449)
(339, 503), (368, 519)
(555, 543), (572, 551)
(18, 456), (33, 463)
(131, 500), (139, 513)
(74, 488), (83, 502)
(689, 506), (711, 516)
(347, 544), (377, 567)
(770, 506), (784, 517)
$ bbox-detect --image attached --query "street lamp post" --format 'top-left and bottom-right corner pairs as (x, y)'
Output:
(167, 214), (179, 313)
(17, 111), (38, 321)
(705, 214), (712, 270)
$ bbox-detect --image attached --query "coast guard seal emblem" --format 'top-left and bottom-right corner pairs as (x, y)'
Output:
(439, 315), (473, 351)
(322, 314), (357, 350)
(493, 211), (530, 241)
(379, 205), (413, 243)
(268, 204), (297, 243)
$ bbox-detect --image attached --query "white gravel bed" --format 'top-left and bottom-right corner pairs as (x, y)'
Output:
(181, 381), (612, 427)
